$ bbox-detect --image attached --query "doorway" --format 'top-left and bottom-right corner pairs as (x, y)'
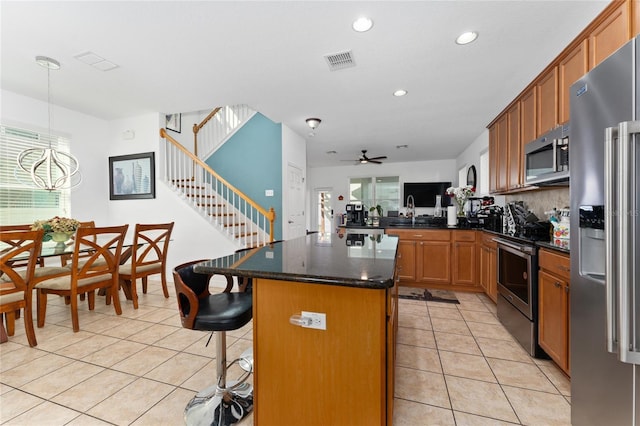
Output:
(313, 188), (333, 234)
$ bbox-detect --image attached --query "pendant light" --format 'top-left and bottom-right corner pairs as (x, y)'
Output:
(16, 56), (81, 191)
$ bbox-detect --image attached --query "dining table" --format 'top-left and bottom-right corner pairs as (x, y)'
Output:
(0, 237), (143, 344)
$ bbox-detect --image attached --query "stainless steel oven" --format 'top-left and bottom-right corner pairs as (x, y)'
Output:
(495, 237), (547, 358)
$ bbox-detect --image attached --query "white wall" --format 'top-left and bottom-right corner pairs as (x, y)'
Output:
(455, 128), (505, 205)
(2, 90), (111, 225)
(307, 159), (457, 225)
(2, 90), (241, 282)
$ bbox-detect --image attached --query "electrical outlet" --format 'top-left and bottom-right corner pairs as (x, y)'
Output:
(301, 311), (326, 330)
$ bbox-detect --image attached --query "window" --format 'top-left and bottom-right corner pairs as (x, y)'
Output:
(0, 124), (72, 225)
(349, 176), (400, 214)
(479, 149), (489, 195)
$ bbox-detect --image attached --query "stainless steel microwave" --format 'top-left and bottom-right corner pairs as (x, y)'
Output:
(524, 123), (570, 185)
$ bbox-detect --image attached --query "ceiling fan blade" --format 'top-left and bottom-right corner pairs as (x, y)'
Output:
(368, 160), (383, 164)
(367, 156), (387, 161)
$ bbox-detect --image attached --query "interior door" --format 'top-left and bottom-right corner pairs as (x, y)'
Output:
(286, 163), (305, 239)
(313, 188), (333, 234)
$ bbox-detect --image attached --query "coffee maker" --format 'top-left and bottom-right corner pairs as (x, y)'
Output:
(346, 203), (366, 226)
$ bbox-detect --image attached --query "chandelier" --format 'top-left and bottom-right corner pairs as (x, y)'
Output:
(16, 56), (81, 191)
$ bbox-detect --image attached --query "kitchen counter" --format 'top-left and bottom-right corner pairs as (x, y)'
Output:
(195, 232), (400, 425)
(341, 221), (571, 256)
(195, 231), (399, 289)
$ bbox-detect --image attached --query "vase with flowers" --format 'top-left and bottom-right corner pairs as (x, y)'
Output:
(446, 185), (475, 218)
(31, 216), (80, 247)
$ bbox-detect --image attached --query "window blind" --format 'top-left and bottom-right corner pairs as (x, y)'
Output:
(0, 124), (72, 226)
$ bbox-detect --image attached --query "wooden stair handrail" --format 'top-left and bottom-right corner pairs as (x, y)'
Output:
(192, 107), (222, 157)
(160, 127), (276, 241)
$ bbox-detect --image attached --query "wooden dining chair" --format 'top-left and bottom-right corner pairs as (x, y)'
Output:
(117, 222), (174, 309)
(34, 225), (128, 332)
(60, 220), (96, 267)
(0, 225), (45, 268)
(0, 229), (44, 347)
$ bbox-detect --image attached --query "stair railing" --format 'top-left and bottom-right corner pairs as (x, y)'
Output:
(192, 105), (255, 161)
(160, 128), (275, 247)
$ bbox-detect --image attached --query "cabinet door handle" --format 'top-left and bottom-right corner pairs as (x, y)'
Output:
(565, 285), (569, 294)
(557, 265), (570, 272)
(554, 281), (562, 288)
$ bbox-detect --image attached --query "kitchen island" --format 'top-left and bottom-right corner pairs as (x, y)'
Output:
(195, 232), (399, 426)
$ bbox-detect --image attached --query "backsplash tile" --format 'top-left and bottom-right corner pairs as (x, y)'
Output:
(505, 188), (569, 221)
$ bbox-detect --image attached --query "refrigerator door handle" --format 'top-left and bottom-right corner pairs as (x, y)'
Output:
(617, 120), (640, 365)
(604, 126), (618, 354)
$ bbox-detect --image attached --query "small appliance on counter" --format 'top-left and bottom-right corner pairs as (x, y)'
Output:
(474, 205), (503, 232)
(345, 203), (367, 226)
(503, 202), (550, 240)
(466, 197), (501, 231)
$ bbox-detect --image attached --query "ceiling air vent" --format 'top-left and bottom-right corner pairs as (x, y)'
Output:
(324, 50), (355, 71)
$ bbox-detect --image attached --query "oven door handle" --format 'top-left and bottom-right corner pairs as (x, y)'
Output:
(493, 238), (530, 253)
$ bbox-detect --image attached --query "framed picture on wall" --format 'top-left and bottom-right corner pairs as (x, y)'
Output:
(109, 152), (156, 200)
(166, 113), (181, 133)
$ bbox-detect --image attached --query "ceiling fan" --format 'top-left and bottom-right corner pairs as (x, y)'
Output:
(343, 150), (388, 165)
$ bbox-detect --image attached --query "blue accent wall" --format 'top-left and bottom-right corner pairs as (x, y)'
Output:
(206, 113), (282, 240)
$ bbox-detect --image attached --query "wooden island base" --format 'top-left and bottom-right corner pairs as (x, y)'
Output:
(253, 278), (397, 426)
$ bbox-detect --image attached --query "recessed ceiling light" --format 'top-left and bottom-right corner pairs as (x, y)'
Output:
(393, 89), (408, 97)
(456, 31), (478, 45)
(326, 150), (337, 155)
(352, 17), (373, 32)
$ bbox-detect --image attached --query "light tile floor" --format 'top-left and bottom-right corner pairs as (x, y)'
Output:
(0, 282), (571, 425)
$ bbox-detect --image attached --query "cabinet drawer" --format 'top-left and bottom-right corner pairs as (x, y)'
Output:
(482, 232), (498, 248)
(539, 249), (570, 281)
(453, 230), (477, 242)
(385, 229), (450, 241)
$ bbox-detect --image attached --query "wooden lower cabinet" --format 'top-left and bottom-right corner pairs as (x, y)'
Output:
(538, 248), (571, 376)
(385, 229), (480, 293)
(479, 232), (498, 303)
(254, 278), (396, 425)
(396, 240), (416, 281)
(417, 240), (451, 284)
(452, 231), (478, 286)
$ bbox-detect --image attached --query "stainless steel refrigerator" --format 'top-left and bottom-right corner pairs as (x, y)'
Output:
(570, 35), (640, 425)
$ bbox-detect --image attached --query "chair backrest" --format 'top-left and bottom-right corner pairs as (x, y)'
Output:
(70, 225), (128, 281)
(172, 259), (212, 329)
(130, 222), (174, 273)
(0, 229), (44, 293)
(60, 221), (96, 266)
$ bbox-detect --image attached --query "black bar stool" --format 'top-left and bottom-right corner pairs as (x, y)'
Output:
(173, 260), (253, 426)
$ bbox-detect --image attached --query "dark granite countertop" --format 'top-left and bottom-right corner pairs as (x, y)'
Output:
(194, 232), (399, 289)
(342, 222), (571, 253)
(536, 240), (570, 254)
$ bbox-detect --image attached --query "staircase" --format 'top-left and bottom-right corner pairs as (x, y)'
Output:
(193, 105), (256, 160)
(159, 109), (275, 248)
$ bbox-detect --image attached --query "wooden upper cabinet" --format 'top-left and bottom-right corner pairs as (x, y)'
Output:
(507, 103), (521, 190)
(536, 67), (558, 136)
(559, 40), (589, 124)
(588, 1), (630, 68)
(520, 88), (536, 146)
(488, 124), (498, 194)
(496, 114), (509, 192)
(634, 0), (640, 36)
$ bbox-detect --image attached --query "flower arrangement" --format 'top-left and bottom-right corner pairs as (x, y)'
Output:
(31, 216), (80, 242)
(446, 185), (475, 217)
